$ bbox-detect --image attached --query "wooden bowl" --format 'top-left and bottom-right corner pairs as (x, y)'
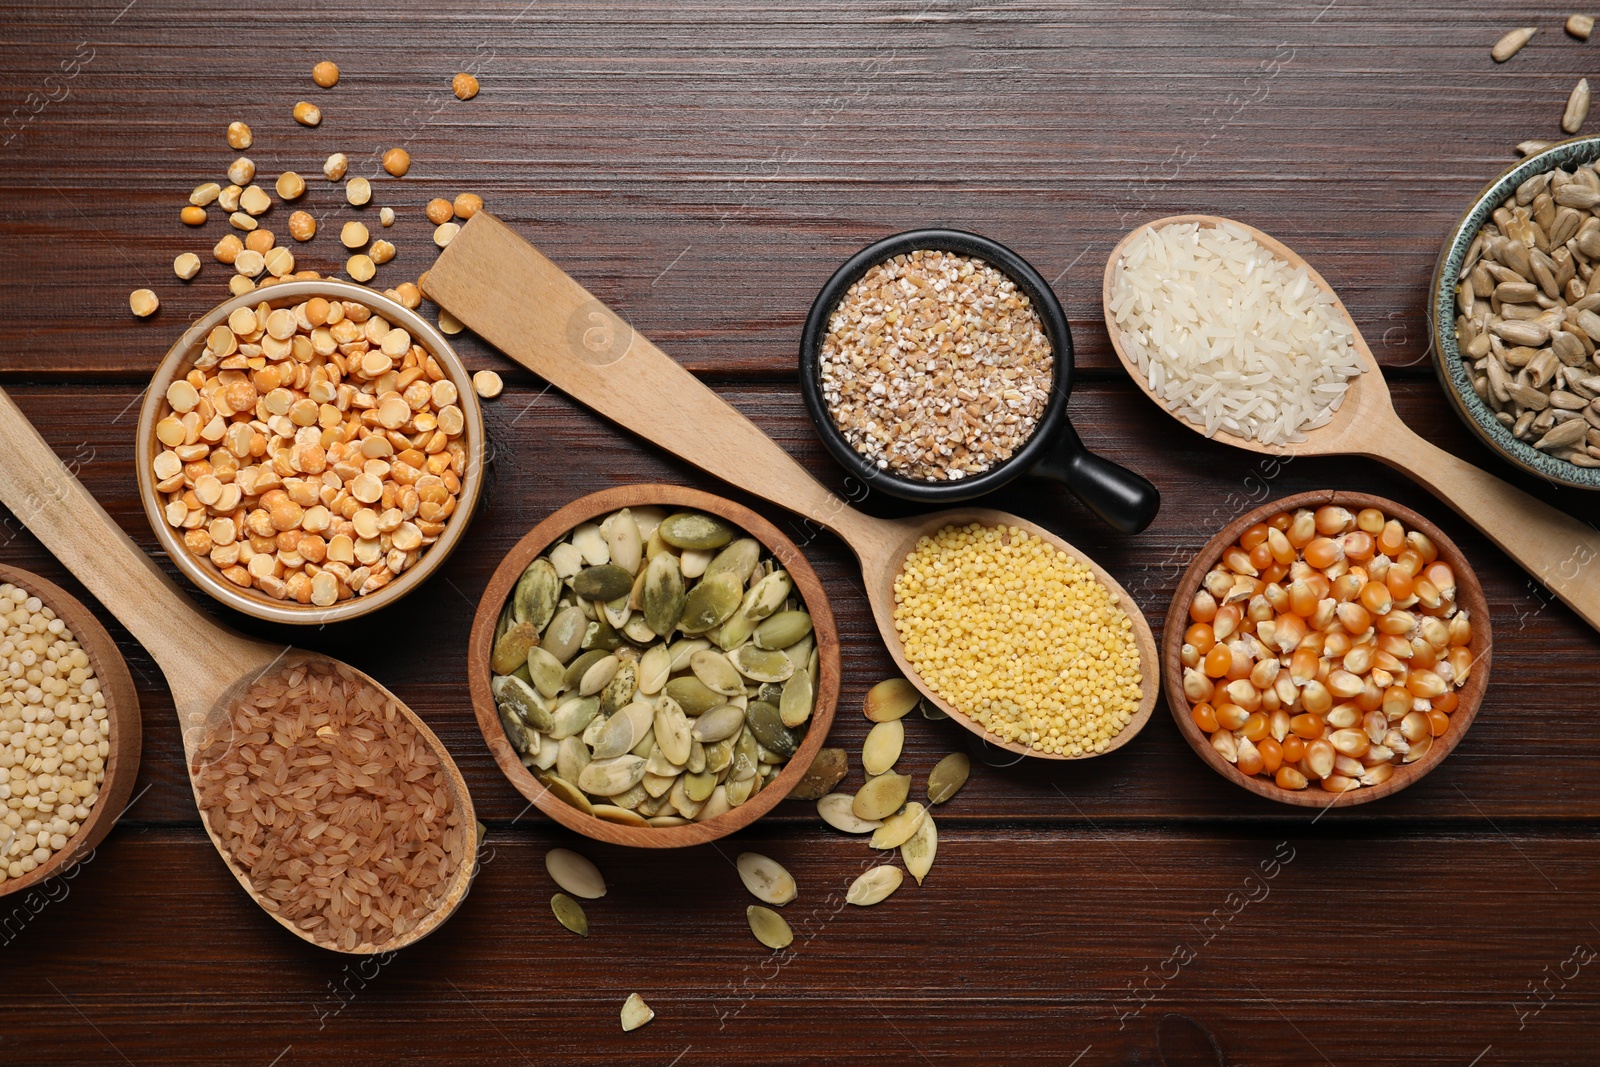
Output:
(1165, 491), (1492, 807)
(134, 280), (485, 626)
(468, 485), (840, 848)
(0, 564), (141, 898)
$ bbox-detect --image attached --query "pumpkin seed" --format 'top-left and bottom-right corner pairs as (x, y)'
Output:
(526, 646), (567, 698)
(901, 809), (937, 884)
(691, 649), (747, 695)
(727, 645), (794, 683)
(549, 541), (584, 578)
(790, 747), (847, 799)
(647, 815), (688, 828)
(642, 770), (677, 797)
(604, 509), (643, 575)
(581, 613), (622, 652)
(603, 595), (632, 630)
(679, 572), (743, 633)
(659, 510), (735, 550)
(491, 620), (540, 675)
(726, 774), (755, 807)
(557, 736), (592, 784)
(493, 675), (554, 733)
(817, 792), (881, 833)
(754, 610), (812, 650)
(746, 701), (798, 756)
(730, 727), (760, 781)
(548, 694), (600, 740)
(871, 802), (927, 850)
(545, 847), (607, 898)
(539, 772), (595, 815)
(927, 752), (970, 805)
(680, 549), (712, 578)
(582, 712), (608, 747)
(593, 804), (649, 827)
(746, 904), (793, 949)
(579, 654), (620, 696)
(664, 676), (722, 715)
(498, 705), (533, 753)
(593, 700), (653, 760)
(620, 993), (654, 1032)
(551, 892), (589, 936)
(853, 771), (911, 821)
(741, 570), (791, 621)
(697, 784), (732, 821)
(637, 644), (672, 694)
(599, 662), (638, 716)
(687, 739), (707, 774)
(668, 637), (712, 671)
(703, 736), (735, 773)
(862, 719), (904, 776)
(513, 557), (562, 631)
(684, 769), (717, 802)
(737, 852), (798, 906)
(578, 754), (648, 795)
(562, 648), (609, 692)
(542, 606), (588, 663)
(919, 697), (948, 720)
(846, 865), (903, 906)
(703, 537), (762, 585)
(715, 610), (757, 650)
(642, 552), (687, 636)
(864, 677), (919, 721)
(692, 704), (746, 742)
(653, 696), (693, 765)
(779, 669), (815, 729)
(622, 616), (655, 644)
(571, 522), (610, 565)
(528, 736), (558, 771)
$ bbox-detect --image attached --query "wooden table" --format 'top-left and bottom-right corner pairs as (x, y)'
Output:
(3, 2), (1598, 1063)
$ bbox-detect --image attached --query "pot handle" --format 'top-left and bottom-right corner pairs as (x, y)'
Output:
(1030, 421), (1161, 534)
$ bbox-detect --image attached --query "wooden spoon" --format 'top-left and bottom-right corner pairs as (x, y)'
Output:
(423, 213), (1160, 761)
(1103, 214), (1600, 633)
(0, 386), (475, 953)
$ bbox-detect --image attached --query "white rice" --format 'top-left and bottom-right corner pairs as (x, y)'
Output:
(1107, 221), (1365, 446)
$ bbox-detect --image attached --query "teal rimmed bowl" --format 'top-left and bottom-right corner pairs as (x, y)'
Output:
(1430, 135), (1600, 491)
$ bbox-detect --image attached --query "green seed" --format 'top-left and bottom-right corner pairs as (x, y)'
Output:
(548, 695), (600, 740)
(492, 674), (553, 733)
(563, 648), (610, 692)
(690, 649), (746, 695)
(491, 620), (540, 675)
(573, 563), (636, 601)
(754, 610), (813, 650)
(703, 537), (762, 585)
(580, 613), (622, 652)
(513, 557), (562, 631)
(779, 669), (814, 728)
(642, 553), (687, 637)
(664, 676), (721, 715)
(598, 661), (638, 716)
(746, 905), (793, 950)
(538, 772), (595, 816)
(853, 771), (910, 821)
(526, 646), (567, 698)
(679, 572), (743, 633)
(684, 769), (717, 802)
(714, 610), (756, 650)
(541, 605), (587, 663)
(691, 704), (746, 743)
(790, 747), (847, 800)
(727, 645), (794, 683)
(498, 704), (532, 753)
(551, 893), (588, 936)
(927, 752), (970, 805)
(659, 511), (735, 551)
(746, 700), (798, 756)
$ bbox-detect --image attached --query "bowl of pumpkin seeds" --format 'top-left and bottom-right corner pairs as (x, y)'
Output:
(468, 485), (840, 847)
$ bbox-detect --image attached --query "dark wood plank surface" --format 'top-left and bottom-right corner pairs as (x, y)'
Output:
(3, 2), (1600, 1064)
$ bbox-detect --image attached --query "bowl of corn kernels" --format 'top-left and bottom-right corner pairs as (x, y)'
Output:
(135, 280), (484, 625)
(1165, 491), (1492, 807)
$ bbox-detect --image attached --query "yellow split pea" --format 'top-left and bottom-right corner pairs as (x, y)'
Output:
(892, 524), (1143, 756)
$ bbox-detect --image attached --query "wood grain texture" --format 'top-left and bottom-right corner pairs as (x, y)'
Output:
(2, 0), (1600, 1061)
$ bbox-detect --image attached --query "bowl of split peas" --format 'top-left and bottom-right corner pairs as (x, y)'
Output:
(135, 280), (484, 625)
(1164, 491), (1492, 807)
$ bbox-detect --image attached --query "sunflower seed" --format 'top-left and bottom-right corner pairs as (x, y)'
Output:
(642, 553), (687, 636)
(853, 771), (911, 821)
(862, 719), (904, 776)
(864, 677), (919, 722)
(870, 802), (928, 850)
(1570, 13), (1595, 39)
(691, 703), (746, 742)
(545, 847), (607, 898)
(551, 892), (589, 936)
(620, 993), (654, 1032)
(680, 572), (743, 633)
(846, 865), (903, 906)
(539, 772), (595, 815)
(658, 511), (736, 550)
(746, 700), (798, 756)
(791, 748), (848, 800)
(1567, 78), (1592, 134)
(927, 752), (970, 805)
(1492, 26), (1536, 62)
(746, 905), (793, 949)
(901, 810), (937, 885)
(513, 557), (562, 631)
(737, 852), (798, 906)
(1518, 139), (1555, 157)
(727, 645), (795, 683)
(779, 669), (815, 728)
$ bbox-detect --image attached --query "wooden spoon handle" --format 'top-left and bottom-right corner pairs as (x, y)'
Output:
(0, 386), (264, 713)
(1376, 419), (1600, 630)
(424, 213), (878, 549)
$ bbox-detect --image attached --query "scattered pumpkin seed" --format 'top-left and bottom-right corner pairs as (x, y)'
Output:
(862, 719), (904, 777)
(746, 905), (794, 949)
(927, 752), (970, 805)
(818, 792), (881, 833)
(545, 848), (607, 899)
(620, 993), (654, 1032)
(871, 801), (928, 850)
(902, 810), (937, 885)
(551, 892), (589, 936)
(853, 771), (911, 821)
(736, 852), (798, 906)
(791, 747), (848, 800)
(864, 677), (919, 721)
(919, 697), (949, 720)
(846, 865), (903, 906)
